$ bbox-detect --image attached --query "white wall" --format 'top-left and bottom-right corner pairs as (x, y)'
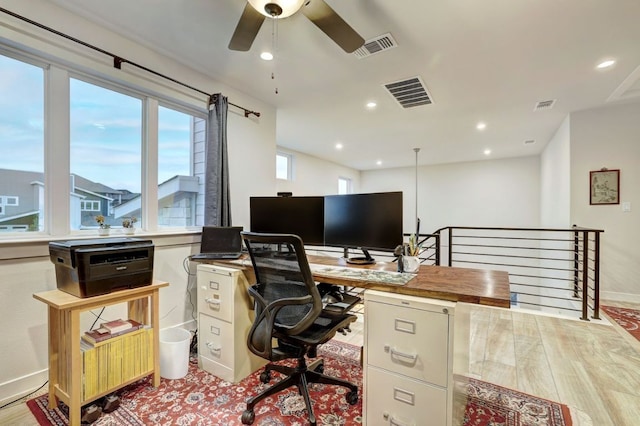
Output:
(275, 148), (361, 196)
(360, 156), (541, 235)
(569, 102), (640, 301)
(540, 116), (571, 228)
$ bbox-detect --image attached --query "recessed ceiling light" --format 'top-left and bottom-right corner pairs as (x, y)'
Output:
(366, 101), (377, 109)
(484, 149), (491, 156)
(596, 59), (615, 69)
(476, 122), (487, 130)
(260, 52), (273, 61)
(335, 143), (343, 150)
(376, 160), (382, 166)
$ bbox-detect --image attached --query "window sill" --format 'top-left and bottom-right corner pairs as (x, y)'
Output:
(0, 230), (202, 261)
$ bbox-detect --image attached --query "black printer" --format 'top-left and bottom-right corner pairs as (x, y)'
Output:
(49, 237), (154, 298)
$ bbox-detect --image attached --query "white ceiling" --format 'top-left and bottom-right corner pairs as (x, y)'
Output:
(50, 0), (640, 170)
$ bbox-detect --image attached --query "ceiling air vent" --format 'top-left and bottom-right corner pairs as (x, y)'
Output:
(383, 76), (433, 109)
(534, 99), (556, 111)
(353, 33), (398, 59)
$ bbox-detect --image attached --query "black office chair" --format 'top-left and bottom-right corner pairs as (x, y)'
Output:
(240, 232), (359, 426)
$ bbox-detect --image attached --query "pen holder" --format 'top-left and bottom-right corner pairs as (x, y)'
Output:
(402, 256), (420, 273)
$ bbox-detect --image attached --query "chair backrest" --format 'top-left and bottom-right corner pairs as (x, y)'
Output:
(241, 232), (323, 348)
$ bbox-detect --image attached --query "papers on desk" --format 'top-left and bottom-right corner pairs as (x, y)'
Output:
(309, 264), (414, 286)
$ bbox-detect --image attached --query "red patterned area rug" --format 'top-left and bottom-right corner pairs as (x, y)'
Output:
(601, 305), (640, 341)
(27, 340), (362, 426)
(461, 377), (573, 426)
(28, 340), (572, 426)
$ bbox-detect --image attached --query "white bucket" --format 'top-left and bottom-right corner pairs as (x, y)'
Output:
(159, 328), (192, 379)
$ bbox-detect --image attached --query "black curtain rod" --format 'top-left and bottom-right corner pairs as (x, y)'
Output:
(0, 7), (261, 118)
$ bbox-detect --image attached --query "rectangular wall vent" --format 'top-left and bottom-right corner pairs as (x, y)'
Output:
(353, 33), (398, 59)
(383, 76), (433, 109)
(534, 99), (556, 111)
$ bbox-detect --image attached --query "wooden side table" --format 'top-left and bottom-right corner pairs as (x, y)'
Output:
(33, 280), (169, 426)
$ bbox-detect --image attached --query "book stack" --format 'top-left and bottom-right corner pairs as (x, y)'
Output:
(82, 319), (144, 346)
(81, 326), (153, 400)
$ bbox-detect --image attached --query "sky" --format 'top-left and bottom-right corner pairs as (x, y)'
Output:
(1, 54), (192, 194)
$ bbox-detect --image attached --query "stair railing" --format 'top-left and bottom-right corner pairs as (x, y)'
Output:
(419, 225), (603, 321)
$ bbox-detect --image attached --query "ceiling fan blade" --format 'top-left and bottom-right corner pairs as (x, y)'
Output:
(301, 0), (364, 53)
(228, 3), (266, 51)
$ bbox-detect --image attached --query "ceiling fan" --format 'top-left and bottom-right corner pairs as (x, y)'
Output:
(228, 0), (364, 53)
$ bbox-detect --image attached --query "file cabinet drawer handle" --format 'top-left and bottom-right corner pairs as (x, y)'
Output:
(384, 345), (418, 363)
(205, 298), (221, 306)
(383, 412), (413, 426)
(206, 342), (222, 354)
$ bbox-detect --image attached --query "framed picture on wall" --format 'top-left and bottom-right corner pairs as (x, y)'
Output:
(590, 169), (620, 205)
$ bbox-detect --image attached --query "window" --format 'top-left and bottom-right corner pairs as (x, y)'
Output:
(70, 78), (142, 230)
(0, 45), (213, 239)
(0, 54), (44, 232)
(338, 177), (352, 194)
(80, 200), (100, 211)
(158, 105), (202, 227)
(0, 196), (19, 214)
(276, 152), (293, 180)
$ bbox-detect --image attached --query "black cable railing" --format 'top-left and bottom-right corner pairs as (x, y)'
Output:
(306, 225), (602, 321)
(428, 225), (603, 320)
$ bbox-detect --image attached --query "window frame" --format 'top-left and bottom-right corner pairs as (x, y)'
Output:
(80, 200), (101, 212)
(0, 40), (210, 241)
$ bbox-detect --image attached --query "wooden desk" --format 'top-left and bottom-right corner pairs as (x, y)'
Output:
(33, 280), (169, 426)
(224, 254), (511, 308)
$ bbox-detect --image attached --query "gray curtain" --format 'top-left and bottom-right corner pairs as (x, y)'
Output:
(204, 93), (232, 226)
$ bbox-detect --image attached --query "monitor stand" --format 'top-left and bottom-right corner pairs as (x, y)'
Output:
(344, 248), (376, 265)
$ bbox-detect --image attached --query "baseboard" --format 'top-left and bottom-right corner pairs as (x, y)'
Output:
(601, 291), (640, 304)
(0, 369), (48, 408)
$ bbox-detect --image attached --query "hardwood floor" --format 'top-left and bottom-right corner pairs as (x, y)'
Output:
(462, 300), (640, 426)
(3, 301), (639, 425)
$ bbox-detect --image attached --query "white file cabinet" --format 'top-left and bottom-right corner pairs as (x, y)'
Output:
(196, 263), (266, 383)
(363, 290), (455, 426)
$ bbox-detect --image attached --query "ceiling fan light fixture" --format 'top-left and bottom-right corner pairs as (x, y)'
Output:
(248, 0), (305, 18)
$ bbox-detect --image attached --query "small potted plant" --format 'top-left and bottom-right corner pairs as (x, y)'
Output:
(95, 215), (110, 236)
(402, 233), (422, 273)
(121, 217), (137, 235)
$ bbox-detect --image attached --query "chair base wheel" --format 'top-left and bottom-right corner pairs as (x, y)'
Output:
(346, 390), (358, 405)
(259, 371), (271, 383)
(241, 409), (255, 424)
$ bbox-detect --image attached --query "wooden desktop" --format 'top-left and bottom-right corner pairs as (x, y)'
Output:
(228, 254), (511, 308)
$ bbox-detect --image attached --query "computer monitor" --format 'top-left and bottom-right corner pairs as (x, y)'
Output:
(324, 191), (403, 263)
(249, 196), (325, 245)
